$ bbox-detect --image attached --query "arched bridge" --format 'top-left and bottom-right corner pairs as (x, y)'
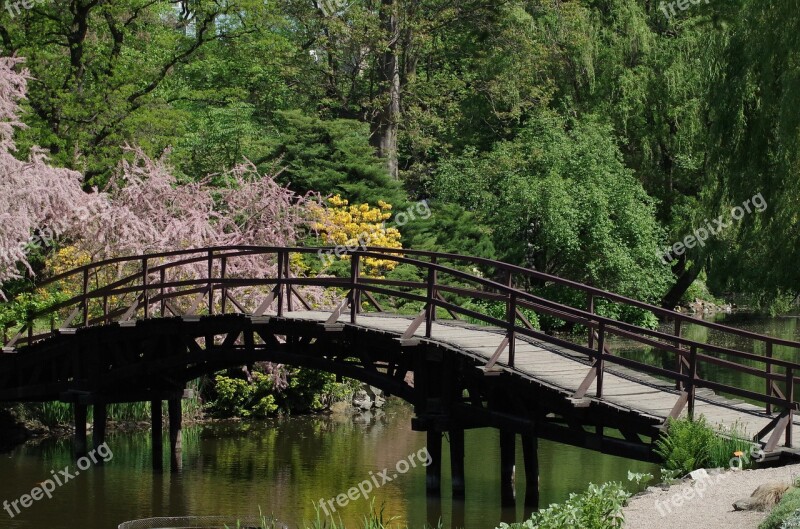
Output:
(2, 246), (799, 499)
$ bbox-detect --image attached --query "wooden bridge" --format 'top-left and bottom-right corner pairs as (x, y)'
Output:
(2, 246), (799, 503)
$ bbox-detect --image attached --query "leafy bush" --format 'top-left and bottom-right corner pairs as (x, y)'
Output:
(206, 367), (359, 418)
(655, 416), (756, 474)
(760, 487), (800, 529)
(496, 482), (631, 529)
(207, 373), (278, 418)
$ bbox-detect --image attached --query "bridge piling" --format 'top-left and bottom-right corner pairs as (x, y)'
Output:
(74, 403), (88, 460)
(449, 428), (465, 497)
(425, 430), (442, 494)
(499, 431), (515, 506)
(522, 434), (539, 511)
(92, 403), (107, 465)
(168, 398), (183, 472)
(151, 400), (163, 470)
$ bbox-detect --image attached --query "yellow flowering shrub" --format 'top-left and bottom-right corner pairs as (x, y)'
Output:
(311, 195), (403, 276)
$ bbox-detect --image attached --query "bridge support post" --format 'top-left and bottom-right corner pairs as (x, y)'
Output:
(499, 430), (515, 506)
(449, 428), (465, 497)
(92, 403), (107, 465)
(168, 398), (183, 472)
(522, 434), (539, 512)
(74, 403), (88, 460)
(426, 430), (442, 495)
(151, 400), (163, 470)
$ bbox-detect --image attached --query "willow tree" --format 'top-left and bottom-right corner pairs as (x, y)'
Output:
(705, 0), (800, 310)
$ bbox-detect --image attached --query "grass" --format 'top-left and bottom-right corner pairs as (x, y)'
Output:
(20, 382), (204, 428)
(759, 484), (800, 529)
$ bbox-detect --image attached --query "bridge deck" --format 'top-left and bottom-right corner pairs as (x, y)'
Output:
(286, 310), (800, 448)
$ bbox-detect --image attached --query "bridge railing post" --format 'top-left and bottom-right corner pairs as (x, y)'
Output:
(285, 251), (293, 313)
(786, 367), (794, 447)
(160, 268), (166, 318)
(766, 341), (774, 415)
(425, 262), (437, 338)
(587, 293), (595, 350)
(350, 252), (360, 324)
(507, 292), (517, 368)
(220, 256), (228, 315)
(688, 345), (697, 419)
(82, 267), (90, 327)
(142, 258), (150, 319)
(430, 256), (438, 323)
(276, 250), (284, 317)
(207, 250), (214, 316)
(596, 321), (605, 397)
(674, 318), (683, 391)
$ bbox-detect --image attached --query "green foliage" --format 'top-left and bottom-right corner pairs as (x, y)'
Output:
(433, 108), (672, 307)
(654, 416), (756, 474)
(760, 487), (800, 529)
(207, 373), (279, 419)
(779, 510), (800, 529)
(461, 299), (541, 331)
(681, 273), (720, 305)
(269, 110), (407, 207)
(706, 0), (800, 309)
(277, 368), (356, 414)
(19, 400), (186, 428)
(206, 368), (359, 418)
(495, 482), (631, 529)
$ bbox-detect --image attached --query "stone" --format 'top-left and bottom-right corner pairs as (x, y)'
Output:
(733, 482), (791, 511)
(352, 390), (373, 410)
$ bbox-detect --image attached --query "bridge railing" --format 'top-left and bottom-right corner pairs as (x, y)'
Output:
(2, 245), (800, 448)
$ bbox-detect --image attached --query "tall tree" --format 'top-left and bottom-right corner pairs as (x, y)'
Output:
(0, 0), (261, 185)
(705, 0), (800, 310)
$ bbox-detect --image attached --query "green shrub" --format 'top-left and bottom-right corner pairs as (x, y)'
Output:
(207, 373), (278, 418)
(655, 416), (757, 474)
(495, 482), (631, 529)
(206, 367), (360, 418)
(761, 488), (800, 529)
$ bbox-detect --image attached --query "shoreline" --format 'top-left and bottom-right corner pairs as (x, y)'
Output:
(624, 464), (800, 529)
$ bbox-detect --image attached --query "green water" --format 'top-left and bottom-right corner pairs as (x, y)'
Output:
(1, 312), (795, 529)
(0, 403), (654, 529)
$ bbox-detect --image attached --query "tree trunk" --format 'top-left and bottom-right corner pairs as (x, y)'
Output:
(373, 0), (401, 180)
(661, 255), (706, 309)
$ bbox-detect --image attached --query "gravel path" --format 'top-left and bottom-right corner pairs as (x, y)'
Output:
(624, 464), (800, 529)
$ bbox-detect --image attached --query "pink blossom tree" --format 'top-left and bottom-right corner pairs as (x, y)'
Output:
(0, 57), (103, 286)
(1, 56), (323, 311)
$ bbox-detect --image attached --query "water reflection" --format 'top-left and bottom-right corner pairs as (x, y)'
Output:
(0, 402), (656, 529)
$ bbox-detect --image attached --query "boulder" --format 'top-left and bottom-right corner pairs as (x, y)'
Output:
(353, 389), (373, 410)
(733, 482), (791, 511)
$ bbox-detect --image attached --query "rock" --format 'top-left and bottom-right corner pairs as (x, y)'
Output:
(732, 482), (791, 511)
(352, 390), (373, 410)
(361, 385), (386, 409)
(329, 401), (351, 414)
(690, 469), (710, 480)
